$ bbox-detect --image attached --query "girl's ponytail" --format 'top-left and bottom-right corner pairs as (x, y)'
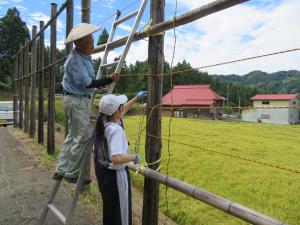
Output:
(95, 113), (105, 140)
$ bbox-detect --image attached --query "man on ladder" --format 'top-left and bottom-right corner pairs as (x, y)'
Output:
(52, 23), (119, 184)
(39, 1), (148, 223)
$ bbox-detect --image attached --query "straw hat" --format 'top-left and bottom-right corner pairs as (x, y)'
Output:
(65, 23), (101, 44)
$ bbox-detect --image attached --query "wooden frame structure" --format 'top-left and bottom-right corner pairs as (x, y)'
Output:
(11, 0), (287, 224)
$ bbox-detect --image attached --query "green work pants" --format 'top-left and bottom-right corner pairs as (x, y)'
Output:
(56, 95), (92, 178)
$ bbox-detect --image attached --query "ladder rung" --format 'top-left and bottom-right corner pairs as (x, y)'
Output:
(100, 61), (119, 69)
(48, 203), (66, 224)
(114, 10), (138, 26)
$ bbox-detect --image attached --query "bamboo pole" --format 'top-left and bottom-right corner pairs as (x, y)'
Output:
(38, 21), (45, 144)
(18, 45), (23, 129)
(92, 0), (249, 55)
(47, 3), (57, 155)
(64, 0), (73, 138)
(24, 38), (30, 133)
(142, 1), (164, 225)
(29, 25), (37, 138)
(129, 164), (287, 225)
(81, 0), (90, 23)
(13, 55), (18, 127)
(81, 0), (91, 183)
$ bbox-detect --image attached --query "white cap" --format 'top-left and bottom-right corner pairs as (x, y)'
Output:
(99, 94), (128, 116)
(65, 23), (101, 44)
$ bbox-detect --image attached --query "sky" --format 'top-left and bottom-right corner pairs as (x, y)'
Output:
(0, 0), (299, 75)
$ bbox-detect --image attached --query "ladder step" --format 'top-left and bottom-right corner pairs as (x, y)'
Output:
(48, 203), (66, 224)
(100, 61), (119, 69)
(114, 10), (139, 26)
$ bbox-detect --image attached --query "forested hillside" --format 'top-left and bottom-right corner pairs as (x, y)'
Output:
(214, 70), (300, 94)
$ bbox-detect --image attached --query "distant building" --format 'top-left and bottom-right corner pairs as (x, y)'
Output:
(162, 84), (225, 119)
(242, 94), (300, 124)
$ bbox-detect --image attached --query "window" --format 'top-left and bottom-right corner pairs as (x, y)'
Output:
(174, 110), (183, 118)
(292, 101), (297, 105)
(0, 103), (13, 111)
(260, 113), (270, 119)
(262, 100), (270, 105)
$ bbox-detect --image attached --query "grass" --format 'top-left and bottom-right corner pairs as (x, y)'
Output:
(124, 116), (300, 225)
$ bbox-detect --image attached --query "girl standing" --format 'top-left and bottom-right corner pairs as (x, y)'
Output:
(94, 94), (141, 225)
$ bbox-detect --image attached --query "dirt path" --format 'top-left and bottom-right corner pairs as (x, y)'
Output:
(0, 127), (95, 225)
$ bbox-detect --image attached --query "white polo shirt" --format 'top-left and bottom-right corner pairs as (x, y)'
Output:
(105, 122), (130, 170)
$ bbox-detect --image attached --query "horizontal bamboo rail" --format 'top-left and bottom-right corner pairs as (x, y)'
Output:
(128, 163), (287, 225)
(92, 0), (249, 54)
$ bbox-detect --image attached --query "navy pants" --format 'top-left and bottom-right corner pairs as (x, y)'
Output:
(95, 163), (132, 225)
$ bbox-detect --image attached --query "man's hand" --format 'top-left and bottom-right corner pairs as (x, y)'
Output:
(110, 73), (119, 82)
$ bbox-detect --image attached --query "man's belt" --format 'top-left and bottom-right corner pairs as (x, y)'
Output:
(65, 92), (91, 99)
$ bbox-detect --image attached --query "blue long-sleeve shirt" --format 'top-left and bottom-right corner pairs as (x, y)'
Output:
(61, 49), (95, 95)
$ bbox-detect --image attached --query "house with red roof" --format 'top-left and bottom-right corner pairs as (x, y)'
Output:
(161, 84), (225, 119)
(242, 94), (299, 124)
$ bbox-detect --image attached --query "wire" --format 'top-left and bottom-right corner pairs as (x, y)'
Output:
(164, 1), (178, 224)
(96, 0), (142, 26)
(118, 47), (300, 77)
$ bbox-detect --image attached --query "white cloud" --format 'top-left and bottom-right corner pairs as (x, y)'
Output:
(12, 0), (22, 3)
(75, 4), (81, 10)
(102, 0), (116, 9)
(162, 0), (300, 75)
(15, 5), (27, 12)
(0, 1), (9, 5)
(28, 11), (65, 31)
(44, 38), (65, 50)
(118, 24), (131, 32)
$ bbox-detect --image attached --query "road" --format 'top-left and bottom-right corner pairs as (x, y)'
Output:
(0, 127), (95, 225)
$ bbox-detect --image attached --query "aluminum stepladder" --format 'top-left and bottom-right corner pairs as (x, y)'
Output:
(38, 1), (148, 224)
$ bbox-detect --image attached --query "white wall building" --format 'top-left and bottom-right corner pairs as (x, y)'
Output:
(242, 94), (299, 124)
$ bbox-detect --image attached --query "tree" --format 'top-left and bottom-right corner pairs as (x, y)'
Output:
(97, 28), (109, 46)
(0, 7), (30, 89)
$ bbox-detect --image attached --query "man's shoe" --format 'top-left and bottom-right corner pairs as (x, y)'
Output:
(64, 176), (92, 185)
(52, 172), (64, 181)
(64, 176), (77, 184)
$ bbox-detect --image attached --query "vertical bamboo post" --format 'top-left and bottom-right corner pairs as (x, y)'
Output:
(24, 38), (30, 133)
(13, 55), (19, 127)
(47, 3), (57, 155)
(38, 21), (45, 144)
(29, 25), (37, 138)
(64, 0), (73, 137)
(81, 0), (90, 23)
(81, 0), (91, 183)
(142, 1), (164, 225)
(18, 45), (23, 129)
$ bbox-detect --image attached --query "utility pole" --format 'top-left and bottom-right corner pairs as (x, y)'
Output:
(142, 1), (164, 225)
(238, 96), (241, 116)
(226, 83), (229, 118)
